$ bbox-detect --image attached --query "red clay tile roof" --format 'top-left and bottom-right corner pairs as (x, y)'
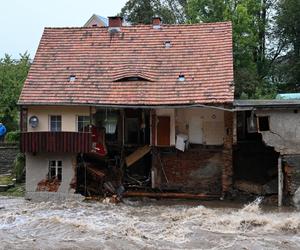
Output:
(19, 22), (234, 106)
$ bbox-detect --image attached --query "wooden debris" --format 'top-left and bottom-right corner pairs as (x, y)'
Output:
(125, 145), (151, 167)
(86, 165), (106, 179)
(123, 191), (219, 199)
(36, 178), (60, 192)
(234, 180), (264, 195)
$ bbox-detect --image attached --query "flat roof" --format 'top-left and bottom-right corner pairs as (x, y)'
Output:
(234, 99), (300, 110)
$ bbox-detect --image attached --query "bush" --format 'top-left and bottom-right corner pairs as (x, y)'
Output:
(13, 153), (25, 182)
(5, 130), (20, 142)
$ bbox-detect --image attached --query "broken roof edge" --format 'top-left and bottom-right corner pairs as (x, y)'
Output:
(18, 102), (234, 111)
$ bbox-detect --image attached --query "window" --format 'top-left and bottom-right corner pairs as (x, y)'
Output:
(77, 116), (90, 132)
(258, 116), (270, 131)
(177, 73), (185, 82)
(50, 115), (62, 131)
(48, 160), (62, 181)
(69, 75), (76, 82)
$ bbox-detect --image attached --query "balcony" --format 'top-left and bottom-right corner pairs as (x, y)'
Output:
(21, 132), (92, 153)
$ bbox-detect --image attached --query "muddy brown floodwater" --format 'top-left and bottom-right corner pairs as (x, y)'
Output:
(0, 196), (300, 250)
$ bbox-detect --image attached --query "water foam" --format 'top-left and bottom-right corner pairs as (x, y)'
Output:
(0, 197), (300, 249)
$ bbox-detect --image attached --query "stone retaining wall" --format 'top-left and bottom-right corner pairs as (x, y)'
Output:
(0, 143), (19, 175)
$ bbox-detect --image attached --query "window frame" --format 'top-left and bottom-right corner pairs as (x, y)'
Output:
(257, 116), (270, 132)
(49, 115), (62, 132)
(48, 160), (62, 181)
(76, 115), (90, 132)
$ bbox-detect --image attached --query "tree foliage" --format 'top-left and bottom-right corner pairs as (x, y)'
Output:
(0, 53), (30, 131)
(274, 0), (300, 92)
(119, 0), (187, 24)
(187, 0), (277, 99)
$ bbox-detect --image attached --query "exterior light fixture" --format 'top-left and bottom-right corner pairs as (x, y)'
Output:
(29, 116), (39, 128)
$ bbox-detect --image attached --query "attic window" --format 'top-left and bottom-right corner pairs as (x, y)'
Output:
(115, 76), (150, 82)
(177, 74), (185, 82)
(164, 41), (172, 48)
(92, 24), (98, 27)
(69, 75), (76, 82)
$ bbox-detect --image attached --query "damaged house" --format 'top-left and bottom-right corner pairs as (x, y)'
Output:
(18, 16), (235, 201)
(234, 99), (300, 206)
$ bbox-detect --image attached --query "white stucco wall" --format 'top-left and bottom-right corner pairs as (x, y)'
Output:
(25, 152), (77, 193)
(27, 106), (90, 132)
(176, 108), (225, 145)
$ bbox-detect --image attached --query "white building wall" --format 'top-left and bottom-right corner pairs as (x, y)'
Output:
(27, 106), (90, 132)
(176, 108), (225, 145)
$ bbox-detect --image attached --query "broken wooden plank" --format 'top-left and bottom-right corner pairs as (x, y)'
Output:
(125, 145), (151, 167)
(86, 165), (106, 178)
(123, 191), (219, 199)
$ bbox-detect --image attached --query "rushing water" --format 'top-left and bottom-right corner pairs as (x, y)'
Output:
(0, 196), (300, 250)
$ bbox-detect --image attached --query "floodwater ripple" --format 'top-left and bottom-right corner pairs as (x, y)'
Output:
(0, 196), (300, 249)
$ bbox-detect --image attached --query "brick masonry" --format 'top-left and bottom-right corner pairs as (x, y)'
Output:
(0, 143), (19, 175)
(152, 148), (223, 194)
(283, 155), (300, 195)
(222, 111), (234, 195)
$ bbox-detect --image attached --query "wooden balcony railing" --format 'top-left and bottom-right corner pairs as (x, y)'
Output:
(21, 132), (92, 153)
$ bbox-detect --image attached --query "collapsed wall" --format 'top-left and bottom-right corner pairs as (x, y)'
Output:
(256, 110), (300, 206)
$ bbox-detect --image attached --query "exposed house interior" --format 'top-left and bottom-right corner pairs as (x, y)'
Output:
(233, 110), (279, 196)
(75, 107), (229, 199)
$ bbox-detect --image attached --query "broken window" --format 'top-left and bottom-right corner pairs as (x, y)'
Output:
(77, 115), (90, 132)
(258, 116), (270, 131)
(50, 115), (62, 132)
(48, 160), (62, 181)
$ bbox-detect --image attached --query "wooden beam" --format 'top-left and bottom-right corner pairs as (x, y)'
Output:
(125, 145), (151, 167)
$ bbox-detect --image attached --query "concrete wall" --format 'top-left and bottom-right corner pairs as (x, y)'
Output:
(27, 106), (90, 132)
(25, 152), (79, 200)
(256, 110), (300, 155)
(175, 108), (224, 145)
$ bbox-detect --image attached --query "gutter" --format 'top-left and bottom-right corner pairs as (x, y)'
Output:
(18, 102), (236, 112)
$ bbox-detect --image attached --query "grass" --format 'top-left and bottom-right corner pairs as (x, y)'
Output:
(0, 175), (14, 185)
(0, 183), (25, 197)
(0, 175), (25, 197)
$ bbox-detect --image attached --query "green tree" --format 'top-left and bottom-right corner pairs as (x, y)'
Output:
(275, 0), (300, 92)
(119, 0), (187, 24)
(187, 0), (277, 99)
(0, 52), (31, 132)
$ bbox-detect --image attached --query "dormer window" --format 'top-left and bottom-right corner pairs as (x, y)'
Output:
(69, 75), (76, 82)
(114, 76), (151, 82)
(164, 41), (172, 48)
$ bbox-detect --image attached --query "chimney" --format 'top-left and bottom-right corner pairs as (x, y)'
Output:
(108, 16), (123, 28)
(152, 17), (162, 26)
